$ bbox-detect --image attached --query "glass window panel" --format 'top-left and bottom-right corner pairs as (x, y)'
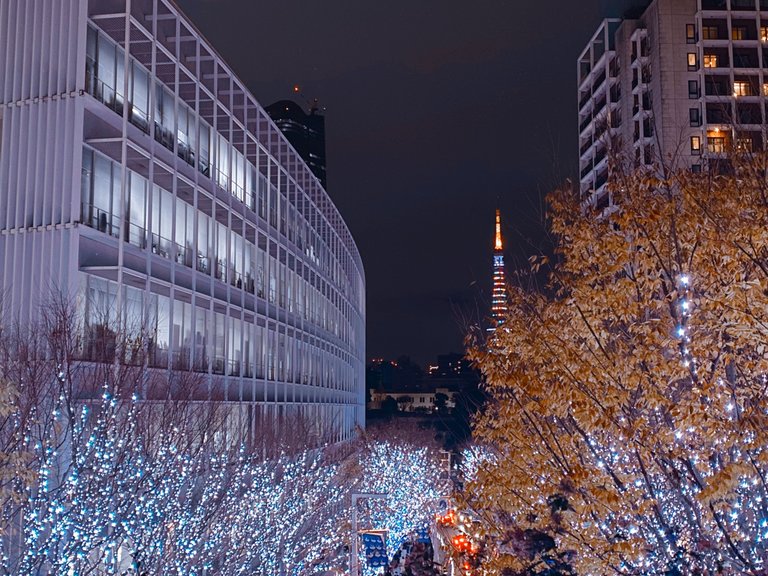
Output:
(233, 149), (245, 201)
(115, 47), (125, 107)
(257, 249), (265, 297)
(216, 222), (227, 281)
(243, 323), (253, 377)
(151, 185), (160, 239)
(232, 233), (243, 285)
(97, 35), (116, 93)
(86, 26), (97, 93)
(160, 189), (173, 243)
(255, 325), (264, 378)
(156, 294), (170, 351)
(81, 148), (93, 208)
(197, 212), (209, 273)
(123, 285), (144, 337)
(130, 62), (149, 131)
(217, 133), (229, 189)
(229, 317), (242, 374)
(214, 312), (226, 374)
(163, 88), (175, 133)
(199, 122), (210, 176)
(258, 173), (267, 219)
(186, 203), (194, 255)
(269, 256), (277, 303)
(194, 306), (209, 371)
(128, 172), (146, 247)
(175, 198), (187, 264)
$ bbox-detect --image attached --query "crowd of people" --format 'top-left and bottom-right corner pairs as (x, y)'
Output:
(383, 538), (441, 576)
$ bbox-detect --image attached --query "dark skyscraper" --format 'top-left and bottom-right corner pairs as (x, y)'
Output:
(265, 99), (327, 189)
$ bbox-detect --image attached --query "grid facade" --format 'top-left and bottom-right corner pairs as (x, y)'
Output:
(0, 0), (366, 443)
(579, 0), (768, 209)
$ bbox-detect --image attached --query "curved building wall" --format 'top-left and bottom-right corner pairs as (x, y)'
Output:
(0, 0), (365, 443)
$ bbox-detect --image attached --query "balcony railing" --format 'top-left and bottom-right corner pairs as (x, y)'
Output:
(85, 70), (125, 117)
(82, 204), (120, 239)
(75, 340), (272, 381)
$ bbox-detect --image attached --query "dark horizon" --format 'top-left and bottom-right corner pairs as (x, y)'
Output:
(174, 0), (637, 367)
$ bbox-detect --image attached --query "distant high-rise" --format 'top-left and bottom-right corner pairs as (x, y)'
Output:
(490, 210), (508, 328)
(578, 0), (768, 210)
(265, 99), (327, 189)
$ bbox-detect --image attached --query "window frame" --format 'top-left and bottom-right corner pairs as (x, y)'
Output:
(708, 136), (726, 154)
(689, 108), (702, 127)
(688, 80), (700, 99)
(686, 23), (697, 43)
(702, 26), (719, 40)
(691, 135), (701, 155)
(733, 80), (751, 96)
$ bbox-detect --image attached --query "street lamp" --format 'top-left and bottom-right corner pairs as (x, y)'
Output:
(350, 492), (387, 576)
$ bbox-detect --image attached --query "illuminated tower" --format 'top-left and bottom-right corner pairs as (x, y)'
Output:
(491, 210), (508, 327)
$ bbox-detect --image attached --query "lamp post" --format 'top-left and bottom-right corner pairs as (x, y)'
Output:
(350, 492), (387, 576)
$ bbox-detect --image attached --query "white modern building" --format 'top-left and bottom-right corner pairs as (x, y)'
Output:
(0, 0), (365, 443)
(578, 0), (768, 208)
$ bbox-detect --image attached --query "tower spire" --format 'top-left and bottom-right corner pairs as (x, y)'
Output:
(495, 209), (503, 251)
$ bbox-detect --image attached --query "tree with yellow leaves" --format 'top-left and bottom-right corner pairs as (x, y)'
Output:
(466, 157), (768, 575)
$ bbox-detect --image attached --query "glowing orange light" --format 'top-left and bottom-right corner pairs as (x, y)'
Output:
(495, 209), (503, 251)
(437, 508), (458, 526)
(293, 84), (300, 93)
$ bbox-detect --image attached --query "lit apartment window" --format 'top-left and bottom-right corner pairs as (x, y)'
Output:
(708, 136), (726, 153)
(736, 138), (753, 152)
(690, 108), (701, 126)
(762, 26), (768, 42)
(703, 54), (718, 67)
(691, 136), (701, 154)
(734, 80), (751, 96)
(688, 53), (698, 70)
(686, 23), (697, 43)
(763, 82), (768, 95)
(702, 26), (719, 40)
(689, 80), (700, 98)
(732, 26), (746, 40)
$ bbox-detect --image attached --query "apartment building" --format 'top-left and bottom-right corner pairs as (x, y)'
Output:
(0, 0), (366, 443)
(578, 0), (768, 207)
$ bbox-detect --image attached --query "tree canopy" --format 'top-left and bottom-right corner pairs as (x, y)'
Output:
(467, 158), (768, 575)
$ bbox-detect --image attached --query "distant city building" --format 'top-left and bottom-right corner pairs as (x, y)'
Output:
(366, 356), (425, 392)
(368, 388), (456, 414)
(0, 0), (365, 443)
(578, 0), (768, 210)
(490, 209), (508, 328)
(434, 353), (474, 378)
(265, 100), (327, 189)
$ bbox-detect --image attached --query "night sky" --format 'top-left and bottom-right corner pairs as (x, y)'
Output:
(175, 0), (639, 367)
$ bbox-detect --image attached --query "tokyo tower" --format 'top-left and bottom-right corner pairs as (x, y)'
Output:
(490, 209), (508, 328)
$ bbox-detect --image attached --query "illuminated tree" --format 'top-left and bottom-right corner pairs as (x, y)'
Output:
(467, 157), (768, 575)
(0, 378), (32, 538)
(0, 302), (449, 575)
(354, 423), (447, 564)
